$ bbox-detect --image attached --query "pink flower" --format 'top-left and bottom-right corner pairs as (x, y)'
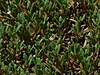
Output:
(49, 36), (54, 41)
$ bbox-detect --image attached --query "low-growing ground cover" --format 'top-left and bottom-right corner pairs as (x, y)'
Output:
(0, 0), (100, 75)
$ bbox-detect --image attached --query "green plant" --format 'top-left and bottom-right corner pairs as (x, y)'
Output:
(0, 0), (100, 75)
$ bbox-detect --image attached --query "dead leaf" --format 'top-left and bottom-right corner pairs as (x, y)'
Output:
(69, 18), (77, 23)
(83, 27), (90, 34)
(0, 15), (6, 20)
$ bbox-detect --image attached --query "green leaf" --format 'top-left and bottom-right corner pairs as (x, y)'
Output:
(86, 54), (93, 70)
(17, 12), (25, 24)
(16, 22), (21, 32)
(55, 44), (61, 54)
(81, 14), (85, 22)
(56, 0), (63, 6)
(23, 53), (28, 61)
(20, 40), (24, 47)
(30, 3), (34, 14)
(36, 57), (41, 65)
(26, 69), (30, 75)
(52, 65), (62, 74)
(15, 0), (20, 4)
(20, 69), (24, 75)
(57, 38), (61, 44)
(27, 1), (31, 9)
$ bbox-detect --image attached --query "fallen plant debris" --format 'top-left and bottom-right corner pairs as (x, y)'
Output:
(0, 0), (100, 75)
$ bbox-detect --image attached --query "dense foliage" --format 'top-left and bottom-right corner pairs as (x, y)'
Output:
(0, 0), (100, 75)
